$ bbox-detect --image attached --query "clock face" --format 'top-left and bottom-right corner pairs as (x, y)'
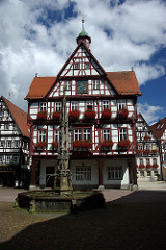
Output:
(77, 81), (88, 94)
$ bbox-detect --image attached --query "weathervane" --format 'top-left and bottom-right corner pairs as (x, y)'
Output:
(82, 14), (86, 30)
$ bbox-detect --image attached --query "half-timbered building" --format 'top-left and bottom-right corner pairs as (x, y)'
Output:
(0, 96), (30, 188)
(25, 25), (141, 190)
(136, 114), (161, 182)
(150, 117), (166, 181)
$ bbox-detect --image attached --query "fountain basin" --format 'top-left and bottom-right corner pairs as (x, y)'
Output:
(16, 190), (105, 214)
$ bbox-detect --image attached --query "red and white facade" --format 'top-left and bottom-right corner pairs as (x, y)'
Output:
(25, 30), (141, 190)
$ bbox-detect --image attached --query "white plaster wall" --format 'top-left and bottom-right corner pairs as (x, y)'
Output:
(103, 159), (129, 185)
(39, 159), (57, 185)
(71, 159), (99, 185)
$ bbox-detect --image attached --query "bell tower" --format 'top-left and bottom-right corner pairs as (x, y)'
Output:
(76, 15), (91, 48)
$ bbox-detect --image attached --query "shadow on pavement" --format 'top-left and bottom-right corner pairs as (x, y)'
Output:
(1, 191), (166, 250)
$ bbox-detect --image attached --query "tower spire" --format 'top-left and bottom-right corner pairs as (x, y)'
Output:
(76, 15), (91, 48)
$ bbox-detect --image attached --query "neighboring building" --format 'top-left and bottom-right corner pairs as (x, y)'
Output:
(136, 114), (161, 182)
(0, 96), (30, 188)
(25, 25), (141, 191)
(150, 117), (166, 181)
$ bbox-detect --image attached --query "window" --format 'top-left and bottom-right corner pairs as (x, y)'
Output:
(15, 141), (20, 148)
(154, 171), (158, 177)
(64, 81), (71, 91)
(12, 156), (18, 163)
(39, 130), (46, 142)
(54, 130), (59, 142)
(0, 155), (3, 163)
(108, 166), (123, 180)
(92, 80), (99, 90)
(74, 62), (79, 69)
(6, 156), (11, 164)
(138, 144), (143, 150)
(71, 101), (78, 110)
(83, 129), (91, 140)
(74, 129), (91, 141)
(4, 124), (9, 130)
(153, 158), (157, 165)
(140, 171), (144, 177)
(13, 124), (16, 130)
(118, 100), (126, 110)
(147, 171), (150, 177)
(0, 111), (3, 117)
(6, 141), (11, 148)
(76, 166), (91, 180)
(140, 158), (143, 165)
(103, 129), (110, 141)
(74, 129), (82, 141)
(85, 62), (90, 69)
(146, 158), (150, 165)
(119, 128), (128, 141)
(103, 101), (109, 110)
(55, 102), (61, 111)
(0, 141), (5, 148)
(86, 101), (93, 110)
(39, 102), (46, 111)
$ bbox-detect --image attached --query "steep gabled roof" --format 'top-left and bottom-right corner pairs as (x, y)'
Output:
(25, 77), (56, 100)
(2, 97), (30, 138)
(150, 117), (166, 140)
(107, 71), (141, 96)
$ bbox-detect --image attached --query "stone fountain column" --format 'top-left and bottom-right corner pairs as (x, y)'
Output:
(53, 90), (73, 195)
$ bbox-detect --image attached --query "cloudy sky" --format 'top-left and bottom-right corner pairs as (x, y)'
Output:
(0, 0), (166, 124)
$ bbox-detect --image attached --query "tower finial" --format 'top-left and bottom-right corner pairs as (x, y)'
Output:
(82, 14), (86, 31)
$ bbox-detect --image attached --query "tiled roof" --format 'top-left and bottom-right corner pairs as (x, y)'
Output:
(3, 97), (30, 138)
(25, 71), (141, 99)
(150, 117), (166, 140)
(107, 71), (141, 96)
(25, 77), (56, 99)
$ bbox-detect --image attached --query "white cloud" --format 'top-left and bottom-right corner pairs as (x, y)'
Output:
(0, 0), (165, 111)
(137, 103), (163, 124)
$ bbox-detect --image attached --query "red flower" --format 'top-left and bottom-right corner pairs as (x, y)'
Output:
(69, 110), (80, 120)
(102, 140), (114, 149)
(52, 142), (58, 149)
(118, 140), (130, 148)
(102, 109), (112, 119)
(73, 140), (92, 149)
(37, 110), (47, 120)
(139, 165), (145, 169)
(153, 165), (158, 169)
(118, 108), (129, 119)
(53, 111), (60, 119)
(144, 149), (151, 154)
(146, 165), (151, 169)
(84, 109), (96, 120)
(137, 149), (144, 154)
(36, 141), (47, 149)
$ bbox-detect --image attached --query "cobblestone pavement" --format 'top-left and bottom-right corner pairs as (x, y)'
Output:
(0, 189), (166, 250)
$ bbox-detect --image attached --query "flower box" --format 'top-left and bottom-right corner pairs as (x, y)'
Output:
(137, 149), (144, 155)
(101, 140), (114, 150)
(73, 140), (92, 150)
(53, 111), (60, 120)
(118, 108), (129, 119)
(153, 165), (158, 169)
(144, 149), (151, 155)
(102, 109), (112, 119)
(139, 165), (145, 169)
(69, 110), (80, 120)
(118, 140), (130, 150)
(52, 142), (58, 149)
(37, 110), (47, 120)
(146, 165), (151, 169)
(84, 109), (96, 120)
(144, 135), (150, 141)
(36, 141), (47, 149)
(152, 149), (158, 154)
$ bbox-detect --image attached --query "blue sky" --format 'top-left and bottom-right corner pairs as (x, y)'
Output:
(0, 0), (165, 124)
